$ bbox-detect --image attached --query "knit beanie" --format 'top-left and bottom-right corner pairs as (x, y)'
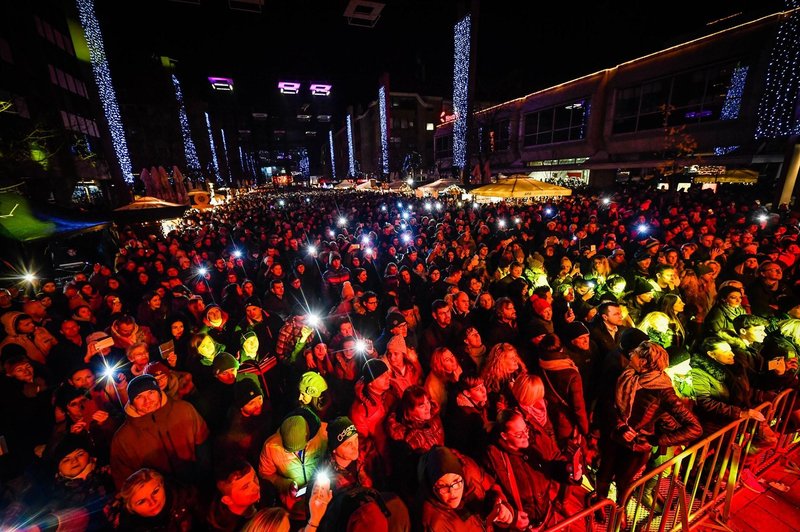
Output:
(531, 296), (551, 316)
(127, 374), (160, 402)
(234, 375), (263, 410)
(422, 446), (464, 489)
(386, 334), (407, 354)
(212, 352), (239, 373)
(299, 371), (328, 398)
(280, 415), (310, 452)
(327, 416), (358, 454)
(620, 328), (650, 352)
(385, 312), (406, 330)
(362, 358), (389, 385)
(632, 279), (655, 297)
(563, 321), (590, 342)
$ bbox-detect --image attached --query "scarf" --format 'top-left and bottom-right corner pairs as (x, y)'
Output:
(615, 365), (673, 424)
(521, 400), (549, 428)
(718, 303), (746, 323)
(539, 358), (578, 372)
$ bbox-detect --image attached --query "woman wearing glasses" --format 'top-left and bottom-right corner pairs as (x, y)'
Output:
(420, 446), (514, 531)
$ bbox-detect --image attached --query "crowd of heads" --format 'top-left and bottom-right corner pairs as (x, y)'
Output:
(1, 183), (799, 530)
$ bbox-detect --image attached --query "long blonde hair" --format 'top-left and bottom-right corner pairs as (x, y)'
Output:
(481, 342), (528, 393)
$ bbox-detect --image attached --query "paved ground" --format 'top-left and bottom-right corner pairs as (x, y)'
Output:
(699, 447), (800, 532)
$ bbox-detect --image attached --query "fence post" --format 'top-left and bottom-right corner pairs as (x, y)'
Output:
(720, 442), (742, 522)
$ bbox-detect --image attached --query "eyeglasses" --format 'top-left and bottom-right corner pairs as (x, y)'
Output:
(507, 426), (530, 439)
(434, 478), (464, 495)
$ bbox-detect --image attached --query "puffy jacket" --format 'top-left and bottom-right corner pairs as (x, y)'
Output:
(689, 354), (756, 433)
(350, 379), (390, 479)
(387, 401), (445, 453)
(110, 393), (209, 488)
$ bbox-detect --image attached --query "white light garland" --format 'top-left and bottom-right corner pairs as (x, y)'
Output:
(205, 112), (222, 183)
(755, 1), (800, 138)
(299, 147), (310, 177)
(720, 66), (749, 120)
(221, 128), (230, 179)
(76, 0), (133, 183)
(172, 75), (201, 172)
(379, 85), (389, 176)
(452, 14), (471, 169)
(329, 130), (337, 180)
(346, 114), (356, 177)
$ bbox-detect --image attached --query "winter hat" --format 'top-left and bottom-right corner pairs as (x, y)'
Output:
(212, 352), (239, 373)
(386, 334), (407, 355)
(563, 321), (590, 342)
(280, 415), (310, 452)
(644, 238), (661, 250)
(327, 416), (358, 454)
(530, 296), (552, 316)
(633, 249), (652, 263)
(127, 374), (160, 402)
(144, 361), (170, 378)
(234, 376), (263, 409)
(632, 279), (655, 297)
(244, 297), (262, 310)
(620, 328), (650, 352)
(385, 312), (407, 330)
(422, 446), (464, 489)
(53, 433), (93, 467)
(299, 371), (328, 398)
(362, 358), (389, 385)
(240, 330), (258, 348)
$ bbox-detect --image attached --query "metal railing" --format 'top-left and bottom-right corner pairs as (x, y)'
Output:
(543, 497), (616, 532)
(543, 389), (798, 532)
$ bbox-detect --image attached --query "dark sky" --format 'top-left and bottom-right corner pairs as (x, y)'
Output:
(96, 0), (784, 117)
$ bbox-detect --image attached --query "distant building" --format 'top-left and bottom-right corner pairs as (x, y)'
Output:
(434, 9), (800, 199)
(333, 92), (447, 181)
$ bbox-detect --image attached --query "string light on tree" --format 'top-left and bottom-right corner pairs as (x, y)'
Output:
(720, 66), (749, 121)
(172, 75), (201, 174)
(299, 147), (310, 177)
(238, 146), (245, 172)
(346, 114), (356, 177)
(328, 130), (337, 181)
(452, 14), (471, 169)
(379, 85), (389, 176)
(755, 1), (800, 138)
(76, 0), (133, 183)
(205, 112), (222, 183)
(220, 129), (230, 180)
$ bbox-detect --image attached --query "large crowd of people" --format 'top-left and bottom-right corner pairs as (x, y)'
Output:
(1, 184), (799, 531)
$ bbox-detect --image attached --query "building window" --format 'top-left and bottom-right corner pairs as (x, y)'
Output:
(426, 122), (434, 131)
(523, 99), (588, 146)
(612, 60), (748, 134)
(494, 119), (510, 151)
(435, 135), (453, 158)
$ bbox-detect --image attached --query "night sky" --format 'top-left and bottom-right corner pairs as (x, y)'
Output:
(96, 0), (784, 118)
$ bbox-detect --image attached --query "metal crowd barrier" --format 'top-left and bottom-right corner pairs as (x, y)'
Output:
(543, 389), (798, 532)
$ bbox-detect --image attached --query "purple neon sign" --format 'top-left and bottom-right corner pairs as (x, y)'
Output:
(208, 77), (234, 91)
(278, 81), (301, 94)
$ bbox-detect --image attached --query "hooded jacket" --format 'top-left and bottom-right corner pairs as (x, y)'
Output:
(110, 392), (209, 489)
(0, 311), (57, 365)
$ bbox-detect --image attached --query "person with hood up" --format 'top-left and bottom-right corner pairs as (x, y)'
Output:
(107, 315), (157, 352)
(0, 311), (58, 365)
(199, 303), (234, 351)
(419, 446), (514, 531)
(109, 374), (210, 488)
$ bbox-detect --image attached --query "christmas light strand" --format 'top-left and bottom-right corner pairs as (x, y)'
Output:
(346, 114), (356, 177)
(205, 112), (222, 183)
(299, 147), (310, 177)
(329, 130), (337, 180)
(171, 74), (201, 172)
(379, 86), (389, 176)
(75, 0), (133, 183)
(452, 14), (471, 169)
(239, 146), (245, 172)
(220, 128), (230, 179)
(720, 66), (749, 120)
(755, 2), (800, 138)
